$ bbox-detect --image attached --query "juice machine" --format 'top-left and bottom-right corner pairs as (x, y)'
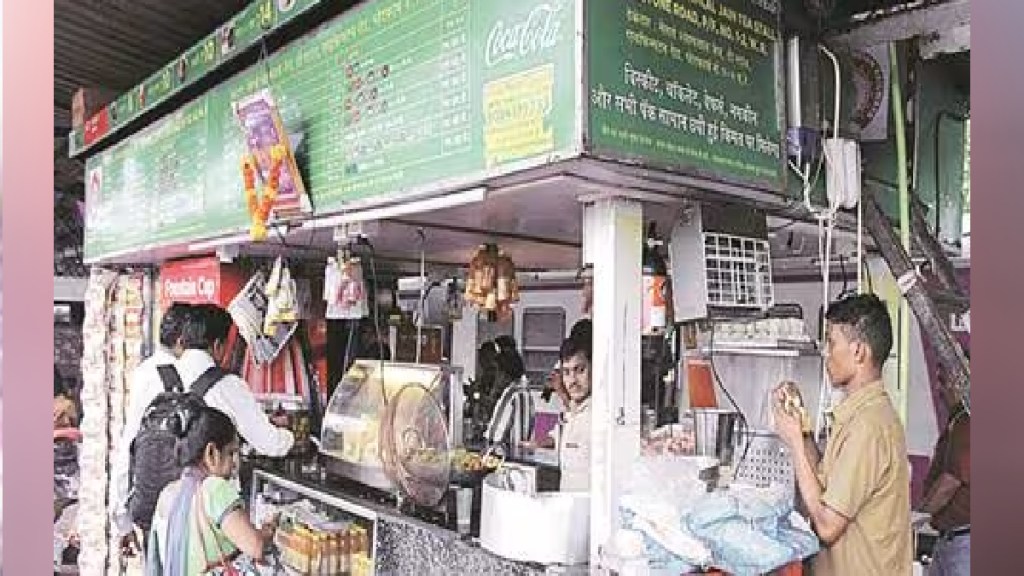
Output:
(319, 360), (465, 506)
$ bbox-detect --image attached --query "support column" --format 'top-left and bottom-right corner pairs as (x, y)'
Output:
(582, 198), (643, 568)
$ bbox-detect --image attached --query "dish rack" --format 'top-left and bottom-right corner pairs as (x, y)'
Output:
(732, 431), (795, 502)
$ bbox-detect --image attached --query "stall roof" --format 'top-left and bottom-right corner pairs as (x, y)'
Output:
(54, 0), (247, 193)
(54, 0), (249, 133)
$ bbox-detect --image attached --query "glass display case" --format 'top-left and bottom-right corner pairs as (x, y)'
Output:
(319, 361), (464, 497)
(250, 468), (378, 576)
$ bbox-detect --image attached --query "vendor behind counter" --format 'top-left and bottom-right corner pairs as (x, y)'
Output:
(535, 329), (593, 493)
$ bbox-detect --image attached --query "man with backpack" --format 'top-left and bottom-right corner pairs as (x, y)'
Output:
(110, 302), (193, 546)
(112, 303), (295, 557)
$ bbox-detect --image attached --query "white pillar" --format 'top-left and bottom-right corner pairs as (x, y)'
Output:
(583, 198), (643, 568)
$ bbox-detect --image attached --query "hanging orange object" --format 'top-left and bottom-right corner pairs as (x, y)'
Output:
(464, 244), (519, 318)
(241, 144), (286, 241)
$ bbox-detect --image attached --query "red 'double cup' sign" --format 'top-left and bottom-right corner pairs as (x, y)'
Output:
(158, 257), (245, 311)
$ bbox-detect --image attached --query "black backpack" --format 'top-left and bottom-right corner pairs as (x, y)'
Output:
(126, 364), (227, 531)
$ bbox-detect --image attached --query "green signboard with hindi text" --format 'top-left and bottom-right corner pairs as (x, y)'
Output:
(586, 0), (785, 193)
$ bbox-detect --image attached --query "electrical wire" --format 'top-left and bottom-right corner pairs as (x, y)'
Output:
(341, 318), (356, 380)
(805, 42), (843, 440)
(353, 236), (389, 407)
(820, 44), (841, 143)
(791, 150), (826, 215)
(788, 44), (842, 217)
(706, 321), (753, 473)
(814, 212), (836, 438)
(857, 187), (864, 293)
(838, 256), (847, 292)
(367, 248), (386, 365)
(862, 257), (874, 294)
(416, 229), (426, 364)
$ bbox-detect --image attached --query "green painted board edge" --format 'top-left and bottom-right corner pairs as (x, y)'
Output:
(68, 0), (323, 157)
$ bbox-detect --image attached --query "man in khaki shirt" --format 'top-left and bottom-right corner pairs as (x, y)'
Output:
(773, 294), (912, 576)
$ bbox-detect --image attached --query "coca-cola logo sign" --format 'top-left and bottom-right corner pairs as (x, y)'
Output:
(163, 276), (217, 302)
(485, 2), (564, 69)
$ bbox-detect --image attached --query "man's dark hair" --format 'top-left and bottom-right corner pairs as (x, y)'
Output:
(493, 335), (525, 380)
(159, 303), (193, 349)
(560, 330), (592, 363)
(179, 304), (233, 351)
(54, 366), (66, 398)
(569, 319), (592, 345)
(825, 293), (893, 370)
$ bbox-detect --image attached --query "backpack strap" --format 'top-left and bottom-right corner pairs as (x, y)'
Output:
(156, 365), (184, 393)
(190, 366), (229, 401)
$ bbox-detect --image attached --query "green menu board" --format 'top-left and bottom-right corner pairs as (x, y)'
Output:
(84, 98), (229, 259)
(586, 0), (785, 192)
(84, 0), (579, 262)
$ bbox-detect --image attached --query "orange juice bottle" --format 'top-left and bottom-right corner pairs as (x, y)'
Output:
(340, 527), (352, 575)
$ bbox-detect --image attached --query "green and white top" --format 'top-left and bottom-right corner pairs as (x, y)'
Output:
(151, 476), (244, 574)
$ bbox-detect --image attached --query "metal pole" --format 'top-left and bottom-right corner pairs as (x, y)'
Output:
(890, 42), (912, 425)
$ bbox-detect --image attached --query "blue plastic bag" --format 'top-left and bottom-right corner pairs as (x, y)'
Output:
(778, 524), (820, 559)
(619, 508), (705, 570)
(695, 519), (794, 576)
(686, 493), (739, 530)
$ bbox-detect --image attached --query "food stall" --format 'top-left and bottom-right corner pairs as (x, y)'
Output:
(70, 0), (969, 574)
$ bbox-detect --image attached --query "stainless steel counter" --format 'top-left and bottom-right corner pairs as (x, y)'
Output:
(252, 466), (572, 576)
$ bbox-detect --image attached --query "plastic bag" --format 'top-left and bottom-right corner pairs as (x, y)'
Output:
(779, 512), (820, 559)
(779, 525), (819, 559)
(619, 508), (710, 569)
(618, 454), (817, 575)
(621, 456), (710, 501)
(617, 456), (719, 569)
(686, 492), (739, 530)
(730, 482), (792, 522)
(681, 483), (816, 574)
(694, 519), (794, 576)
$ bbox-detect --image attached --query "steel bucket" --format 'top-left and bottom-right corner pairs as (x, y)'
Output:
(691, 408), (741, 466)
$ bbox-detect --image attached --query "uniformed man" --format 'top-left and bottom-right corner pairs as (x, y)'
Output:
(773, 294), (913, 576)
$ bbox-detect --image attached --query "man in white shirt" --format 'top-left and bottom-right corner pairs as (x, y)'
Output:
(110, 303), (192, 545)
(545, 332), (593, 492)
(542, 319), (591, 409)
(177, 304), (294, 457)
